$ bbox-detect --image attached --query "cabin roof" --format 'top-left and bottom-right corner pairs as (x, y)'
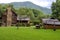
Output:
(17, 15), (30, 21)
(42, 19), (60, 25)
(11, 10), (17, 16)
(3, 7), (17, 16)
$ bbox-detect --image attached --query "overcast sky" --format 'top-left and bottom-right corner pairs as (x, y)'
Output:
(0, 0), (56, 9)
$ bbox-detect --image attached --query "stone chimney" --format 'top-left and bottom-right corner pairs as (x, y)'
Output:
(6, 6), (12, 26)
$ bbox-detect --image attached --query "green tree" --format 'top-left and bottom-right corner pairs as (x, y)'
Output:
(51, 0), (60, 20)
(0, 4), (6, 17)
(17, 7), (44, 23)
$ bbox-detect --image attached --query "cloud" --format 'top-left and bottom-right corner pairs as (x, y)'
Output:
(31, 0), (56, 8)
(0, 0), (56, 8)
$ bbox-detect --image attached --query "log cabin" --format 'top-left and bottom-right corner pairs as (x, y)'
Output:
(1, 6), (17, 26)
(42, 19), (60, 29)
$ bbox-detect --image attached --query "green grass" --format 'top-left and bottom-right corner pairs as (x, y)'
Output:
(0, 27), (60, 40)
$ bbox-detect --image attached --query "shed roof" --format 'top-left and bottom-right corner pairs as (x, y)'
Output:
(42, 19), (60, 25)
(17, 15), (30, 21)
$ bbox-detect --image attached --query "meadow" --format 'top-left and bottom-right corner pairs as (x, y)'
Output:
(0, 26), (60, 40)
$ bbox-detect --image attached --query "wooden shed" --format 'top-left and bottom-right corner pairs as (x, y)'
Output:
(1, 6), (17, 26)
(17, 15), (30, 26)
(42, 19), (60, 29)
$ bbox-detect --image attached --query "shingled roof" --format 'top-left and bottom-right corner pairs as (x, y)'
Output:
(42, 19), (60, 25)
(17, 15), (30, 21)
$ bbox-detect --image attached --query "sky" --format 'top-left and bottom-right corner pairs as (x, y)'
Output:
(0, 0), (56, 9)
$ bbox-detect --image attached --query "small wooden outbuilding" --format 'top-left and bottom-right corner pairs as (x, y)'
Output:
(42, 19), (60, 29)
(17, 15), (30, 26)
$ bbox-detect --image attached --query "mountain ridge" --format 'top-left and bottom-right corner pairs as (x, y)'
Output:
(1, 1), (52, 14)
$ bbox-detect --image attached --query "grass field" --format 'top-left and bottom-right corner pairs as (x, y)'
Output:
(0, 26), (60, 40)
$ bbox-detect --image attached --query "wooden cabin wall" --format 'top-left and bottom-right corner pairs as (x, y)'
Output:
(2, 15), (7, 26)
(12, 13), (17, 25)
(55, 25), (60, 29)
(18, 20), (30, 26)
(44, 24), (54, 29)
(44, 24), (60, 29)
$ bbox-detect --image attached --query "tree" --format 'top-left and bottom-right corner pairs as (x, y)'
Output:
(51, 0), (60, 20)
(17, 7), (44, 23)
(0, 4), (6, 17)
(51, 2), (57, 18)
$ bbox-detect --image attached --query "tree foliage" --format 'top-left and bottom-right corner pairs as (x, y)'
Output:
(17, 7), (44, 22)
(51, 0), (60, 20)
